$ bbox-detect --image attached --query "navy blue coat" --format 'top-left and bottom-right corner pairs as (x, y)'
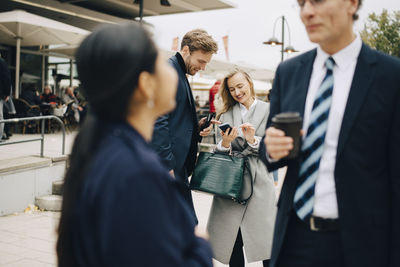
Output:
(260, 44), (400, 267)
(151, 53), (200, 182)
(72, 123), (212, 266)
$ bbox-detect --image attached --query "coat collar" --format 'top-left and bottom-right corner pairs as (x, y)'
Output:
(231, 101), (268, 135)
(170, 54), (195, 109)
(174, 52), (187, 74)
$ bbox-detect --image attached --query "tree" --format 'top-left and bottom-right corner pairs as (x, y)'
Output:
(360, 9), (400, 58)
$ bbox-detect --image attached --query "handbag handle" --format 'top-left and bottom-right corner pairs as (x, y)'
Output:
(209, 151), (238, 162)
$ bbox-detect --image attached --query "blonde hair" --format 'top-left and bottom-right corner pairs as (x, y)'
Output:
(216, 69), (255, 120)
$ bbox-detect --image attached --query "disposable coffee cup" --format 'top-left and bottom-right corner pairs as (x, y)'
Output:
(271, 112), (302, 159)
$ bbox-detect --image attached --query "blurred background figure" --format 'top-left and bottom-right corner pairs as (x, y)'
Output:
(20, 84), (41, 133)
(40, 85), (60, 116)
(57, 23), (213, 267)
(21, 84), (41, 106)
(62, 87), (86, 124)
(208, 73), (223, 117)
(41, 85), (59, 105)
(0, 55), (11, 142)
(208, 73), (223, 143)
(207, 70), (276, 267)
(195, 95), (201, 109)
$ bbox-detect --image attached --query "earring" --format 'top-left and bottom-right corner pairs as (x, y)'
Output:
(147, 99), (154, 108)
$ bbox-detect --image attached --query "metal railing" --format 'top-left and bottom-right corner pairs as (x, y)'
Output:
(0, 115), (66, 157)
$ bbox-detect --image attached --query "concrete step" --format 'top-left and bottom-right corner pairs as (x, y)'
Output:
(35, 195), (62, 211)
(52, 180), (64, 196)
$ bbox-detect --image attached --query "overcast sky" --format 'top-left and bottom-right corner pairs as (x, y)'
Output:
(146, 0), (400, 71)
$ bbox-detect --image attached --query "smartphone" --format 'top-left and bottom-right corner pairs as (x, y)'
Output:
(219, 123), (232, 134)
(200, 113), (214, 131)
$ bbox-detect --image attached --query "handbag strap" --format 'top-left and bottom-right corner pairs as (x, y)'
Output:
(237, 158), (253, 205)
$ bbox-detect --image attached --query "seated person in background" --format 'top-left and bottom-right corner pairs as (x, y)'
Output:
(21, 84), (41, 132)
(73, 86), (87, 106)
(62, 87), (86, 123)
(41, 85), (59, 105)
(21, 84), (41, 106)
(40, 85), (60, 116)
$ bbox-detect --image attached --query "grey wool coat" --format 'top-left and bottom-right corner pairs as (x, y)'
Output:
(207, 100), (277, 264)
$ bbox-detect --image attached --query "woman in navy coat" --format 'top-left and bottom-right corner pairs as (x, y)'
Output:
(57, 23), (213, 267)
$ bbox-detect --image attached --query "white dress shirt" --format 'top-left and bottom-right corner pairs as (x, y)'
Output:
(303, 35), (362, 218)
(217, 99), (260, 151)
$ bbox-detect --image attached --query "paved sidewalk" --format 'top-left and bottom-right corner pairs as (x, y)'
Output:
(0, 192), (268, 267)
(0, 212), (59, 266)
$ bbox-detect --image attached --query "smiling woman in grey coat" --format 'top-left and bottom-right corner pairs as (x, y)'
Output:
(207, 70), (277, 267)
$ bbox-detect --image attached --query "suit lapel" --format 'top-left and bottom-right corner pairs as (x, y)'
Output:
(293, 50), (316, 118)
(186, 80), (199, 130)
(245, 101), (265, 132)
(336, 44), (378, 159)
(184, 75), (194, 107)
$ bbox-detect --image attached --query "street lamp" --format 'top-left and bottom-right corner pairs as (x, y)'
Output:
(263, 16), (298, 62)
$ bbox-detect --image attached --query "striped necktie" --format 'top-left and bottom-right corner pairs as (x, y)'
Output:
(294, 57), (335, 221)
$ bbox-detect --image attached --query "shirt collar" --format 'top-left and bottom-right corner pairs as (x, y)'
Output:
(175, 52), (187, 74)
(239, 98), (257, 112)
(315, 34), (362, 71)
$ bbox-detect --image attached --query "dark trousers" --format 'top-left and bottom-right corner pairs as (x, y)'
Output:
(175, 170), (198, 224)
(277, 211), (344, 267)
(229, 229), (270, 267)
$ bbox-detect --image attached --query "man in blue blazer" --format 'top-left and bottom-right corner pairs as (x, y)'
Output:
(151, 29), (218, 218)
(260, 0), (400, 266)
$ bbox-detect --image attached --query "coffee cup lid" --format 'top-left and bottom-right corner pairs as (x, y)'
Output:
(272, 112), (302, 123)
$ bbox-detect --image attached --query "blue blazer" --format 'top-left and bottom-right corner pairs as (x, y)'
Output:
(260, 44), (400, 267)
(73, 123), (212, 266)
(151, 54), (199, 181)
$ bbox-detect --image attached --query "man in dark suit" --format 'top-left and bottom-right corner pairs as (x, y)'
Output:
(260, 0), (400, 266)
(0, 56), (11, 142)
(151, 29), (218, 218)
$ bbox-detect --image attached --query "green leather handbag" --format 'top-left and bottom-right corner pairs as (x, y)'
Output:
(190, 151), (253, 205)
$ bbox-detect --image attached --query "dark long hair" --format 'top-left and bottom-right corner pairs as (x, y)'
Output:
(57, 23), (157, 266)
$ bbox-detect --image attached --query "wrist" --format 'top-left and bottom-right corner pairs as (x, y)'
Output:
(247, 137), (256, 144)
(221, 140), (231, 148)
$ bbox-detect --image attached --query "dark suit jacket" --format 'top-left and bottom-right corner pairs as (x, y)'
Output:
(0, 58), (11, 100)
(260, 44), (400, 267)
(73, 123), (212, 266)
(151, 53), (199, 181)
